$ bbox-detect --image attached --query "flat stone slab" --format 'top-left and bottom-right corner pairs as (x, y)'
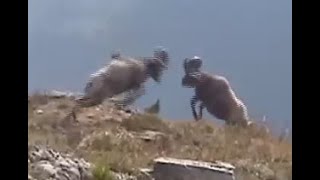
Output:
(153, 157), (235, 180)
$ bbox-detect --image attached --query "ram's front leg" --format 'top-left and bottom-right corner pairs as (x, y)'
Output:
(198, 102), (205, 120)
(191, 95), (200, 121)
(110, 85), (146, 107)
(61, 104), (80, 126)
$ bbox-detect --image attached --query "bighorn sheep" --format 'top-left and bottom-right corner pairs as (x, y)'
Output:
(67, 47), (169, 121)
(182, 59), (250, 126)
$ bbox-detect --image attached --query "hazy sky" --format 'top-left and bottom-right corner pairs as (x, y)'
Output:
(28, 0), (292, 131)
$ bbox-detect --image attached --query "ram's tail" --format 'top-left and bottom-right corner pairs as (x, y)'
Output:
(144, 99), (160, 114)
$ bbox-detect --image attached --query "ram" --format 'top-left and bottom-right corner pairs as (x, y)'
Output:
(182, 65), (250, 126)
(67, 47), (169, 121)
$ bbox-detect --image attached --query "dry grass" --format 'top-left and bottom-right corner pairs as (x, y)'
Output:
(28, 94), (292, 180)
(120, 113), (171, 133)
(28, 92), (51, 106)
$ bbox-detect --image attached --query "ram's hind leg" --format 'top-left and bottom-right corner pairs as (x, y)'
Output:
(198, 102), (205, 120)
(66, 95), (102, 123)
(191, 96), (200, 121)
(60, 105), (80, 129)
(63, 102), (82, 124)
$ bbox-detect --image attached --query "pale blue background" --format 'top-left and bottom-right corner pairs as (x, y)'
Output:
(28, 0), (292, 133)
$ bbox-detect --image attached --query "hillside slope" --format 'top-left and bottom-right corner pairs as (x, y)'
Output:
(28, 93), (292, 180)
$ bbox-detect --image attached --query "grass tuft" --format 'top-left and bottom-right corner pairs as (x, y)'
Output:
(92, 164), (114, 180)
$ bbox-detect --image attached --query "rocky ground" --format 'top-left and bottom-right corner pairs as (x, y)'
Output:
(28, 93), (292, 180)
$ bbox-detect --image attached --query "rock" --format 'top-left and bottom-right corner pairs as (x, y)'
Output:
(111, 172), (137, 180)
(115, 105), (141, 116)
(121, 113), (132, 119)
(86, 113), (95, 119)
(235, 159), (276, 179)
(252, 163), (275, 179)
(153, 157), (235, 180)
(103, 115), (114, 121)
(133, 131), (166, 142)
(28, 174), (37, 180)
(137, 168), (154, 180)
(235, 159), (252, 168)
(31, 161), (57, 179)
(35, 109), (44, 115)
(114, 117), (123, 123)
(28, 145), (92, 180)
(46, 90), (81, 99)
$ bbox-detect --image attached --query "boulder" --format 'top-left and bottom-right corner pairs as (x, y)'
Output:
(28, 145), (93, 180)
(153, 157), (235, 180)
